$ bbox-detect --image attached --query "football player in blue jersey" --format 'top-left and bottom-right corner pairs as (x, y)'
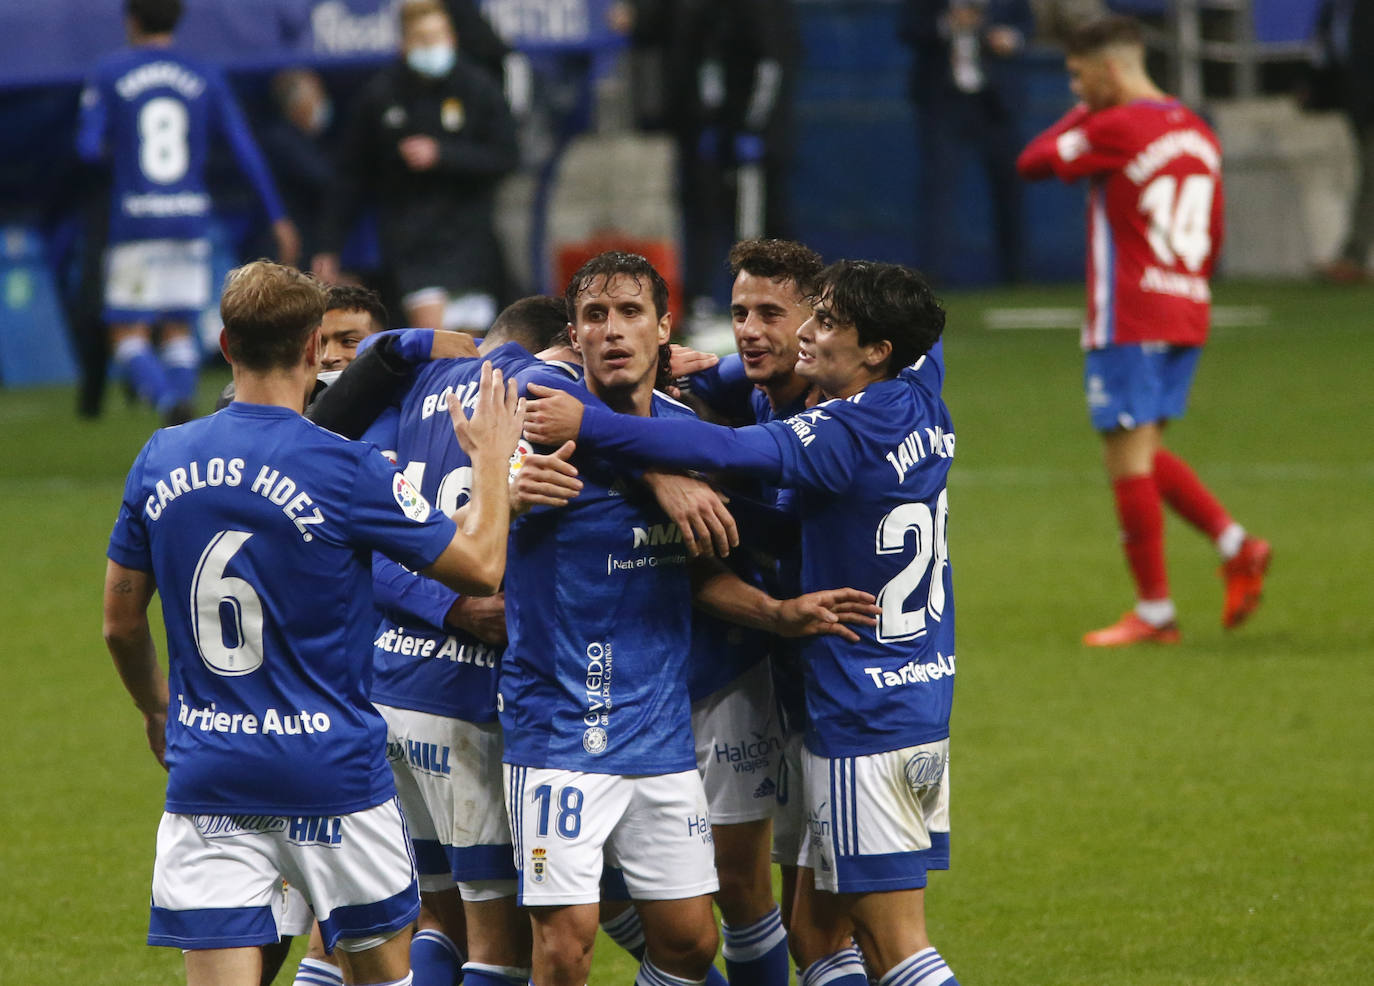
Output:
(523, 260), (960, 986)
(102, 260), (523, 986)
(77, 0), (299, 426)
(372, 295), (574, 986)
(602, 239), (829, 986)
(500, 252), (879, 986)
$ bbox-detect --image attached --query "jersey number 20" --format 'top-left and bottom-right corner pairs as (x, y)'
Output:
(191, 530), (265, 676)
(875, 490), (949, 643)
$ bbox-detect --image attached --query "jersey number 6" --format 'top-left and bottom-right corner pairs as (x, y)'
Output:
(191, 530), (266, 676)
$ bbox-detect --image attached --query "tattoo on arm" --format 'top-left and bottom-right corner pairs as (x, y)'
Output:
(112, 578), (134, 594)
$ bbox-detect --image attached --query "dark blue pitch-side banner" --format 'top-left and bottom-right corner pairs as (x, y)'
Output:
(0, 0), (621, 89)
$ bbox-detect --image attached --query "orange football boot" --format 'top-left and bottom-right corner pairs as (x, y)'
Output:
(1082, 611), (1181, 647)
(1220, 536), (1272, 629)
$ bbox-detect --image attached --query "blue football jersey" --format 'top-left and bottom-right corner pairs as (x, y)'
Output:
(107, 403), (457, 815)
(77, 47), (284, 244)
(759, 360), (955, 758)
(500, 382), (699, 775)
(573, 350), (954, 758)
(369, 344), (543, 722)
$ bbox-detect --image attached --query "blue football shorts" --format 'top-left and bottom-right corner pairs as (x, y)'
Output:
(1083, 343), (1202, 432)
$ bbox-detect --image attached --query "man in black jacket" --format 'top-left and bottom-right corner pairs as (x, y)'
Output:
(900, 0), (1035, 285)
(314, 0), (519, 332)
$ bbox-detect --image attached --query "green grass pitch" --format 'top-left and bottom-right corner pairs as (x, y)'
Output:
(1, 280), (1370, 984)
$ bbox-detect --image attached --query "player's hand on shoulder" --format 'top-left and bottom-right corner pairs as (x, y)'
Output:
(431, 329), (479, 361)
(643, 470), (737, 559)
(510, 440), (581, 514)
(523, 382), (585, 446)
(776, 588), (880, 643)
(668, 343), (719, 378)
(445, 592), (508, 646)
(449, 361), (525, 463)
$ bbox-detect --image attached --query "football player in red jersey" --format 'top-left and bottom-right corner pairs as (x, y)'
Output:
(1017, 15), (1270, 645)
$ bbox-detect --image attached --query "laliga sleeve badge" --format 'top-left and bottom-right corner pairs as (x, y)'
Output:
(393, 472), (432, 522)
(509, 439), (532, 482)
(441, 97), (465, 132)
(530, 847), (547, 883)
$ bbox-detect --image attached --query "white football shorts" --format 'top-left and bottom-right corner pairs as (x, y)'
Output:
(802, 739), (951, 894)
(504, 766), (719, 906)
(691, 660), (783, 825)
(148, 798), (419, 952)
(277, 881), (314, 937)
(378, 705), (517, 897)
(104, 238), (211, 320)
(770, 730), (807, 866)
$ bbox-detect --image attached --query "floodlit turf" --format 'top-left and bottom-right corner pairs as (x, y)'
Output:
(1, 280), (1370, 984)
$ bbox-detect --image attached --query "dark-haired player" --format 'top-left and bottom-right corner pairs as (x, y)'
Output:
(504, 252), (878, 986)
(370, 295), (573, 986)
(1017, 15), (1270, 645)
(525, 260), (960, 986)
(77, 0), (298, 425)
(320, 285), (390, 373)
(102, 260), (523, 986)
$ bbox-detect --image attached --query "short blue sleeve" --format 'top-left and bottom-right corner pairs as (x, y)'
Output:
(107, 442), (154, 570)
(345, 446), (457, 572)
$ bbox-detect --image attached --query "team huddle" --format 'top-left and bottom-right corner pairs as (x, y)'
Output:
(103, 244), (960, 986)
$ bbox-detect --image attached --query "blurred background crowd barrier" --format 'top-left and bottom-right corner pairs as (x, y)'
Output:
(0, 0), (1347, 386)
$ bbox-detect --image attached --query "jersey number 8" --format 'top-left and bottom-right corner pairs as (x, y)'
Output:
(138, 96), (190, 185)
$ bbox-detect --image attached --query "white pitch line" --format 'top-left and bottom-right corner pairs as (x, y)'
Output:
(983, 306), (1271, 330)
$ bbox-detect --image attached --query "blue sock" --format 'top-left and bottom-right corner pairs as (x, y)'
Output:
(113, 335), (169, 408)
(460, 962), (529, 986)
(292, 957), (344, 986)
(721, 907), (788, 986)
(411, 928), (463, 986)
(601, 906), (647, 961)
(800, 946), (869, 986)
(159, 335), (200, 406)
(878, 947), (958, 986)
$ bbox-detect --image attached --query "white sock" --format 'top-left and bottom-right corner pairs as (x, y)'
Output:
(1216, 522), (1246, 559)
(1135, 598), (1177, 627)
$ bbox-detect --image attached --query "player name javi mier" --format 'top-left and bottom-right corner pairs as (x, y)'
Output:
(143, 457), (325, 542)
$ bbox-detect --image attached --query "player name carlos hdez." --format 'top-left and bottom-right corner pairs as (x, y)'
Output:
(141, 456), (325, 542)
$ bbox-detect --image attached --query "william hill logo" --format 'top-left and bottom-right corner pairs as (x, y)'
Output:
(632, 522), (682, 548)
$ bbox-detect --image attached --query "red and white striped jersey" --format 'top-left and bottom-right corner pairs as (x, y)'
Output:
(1018, 99), (1224, 349)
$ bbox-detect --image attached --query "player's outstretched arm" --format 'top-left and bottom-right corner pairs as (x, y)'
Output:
(423, 362), (525, 595)
(692, 562), (879, 643)
(102, 561), (169, 770)
(524, 384), (785, 480)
